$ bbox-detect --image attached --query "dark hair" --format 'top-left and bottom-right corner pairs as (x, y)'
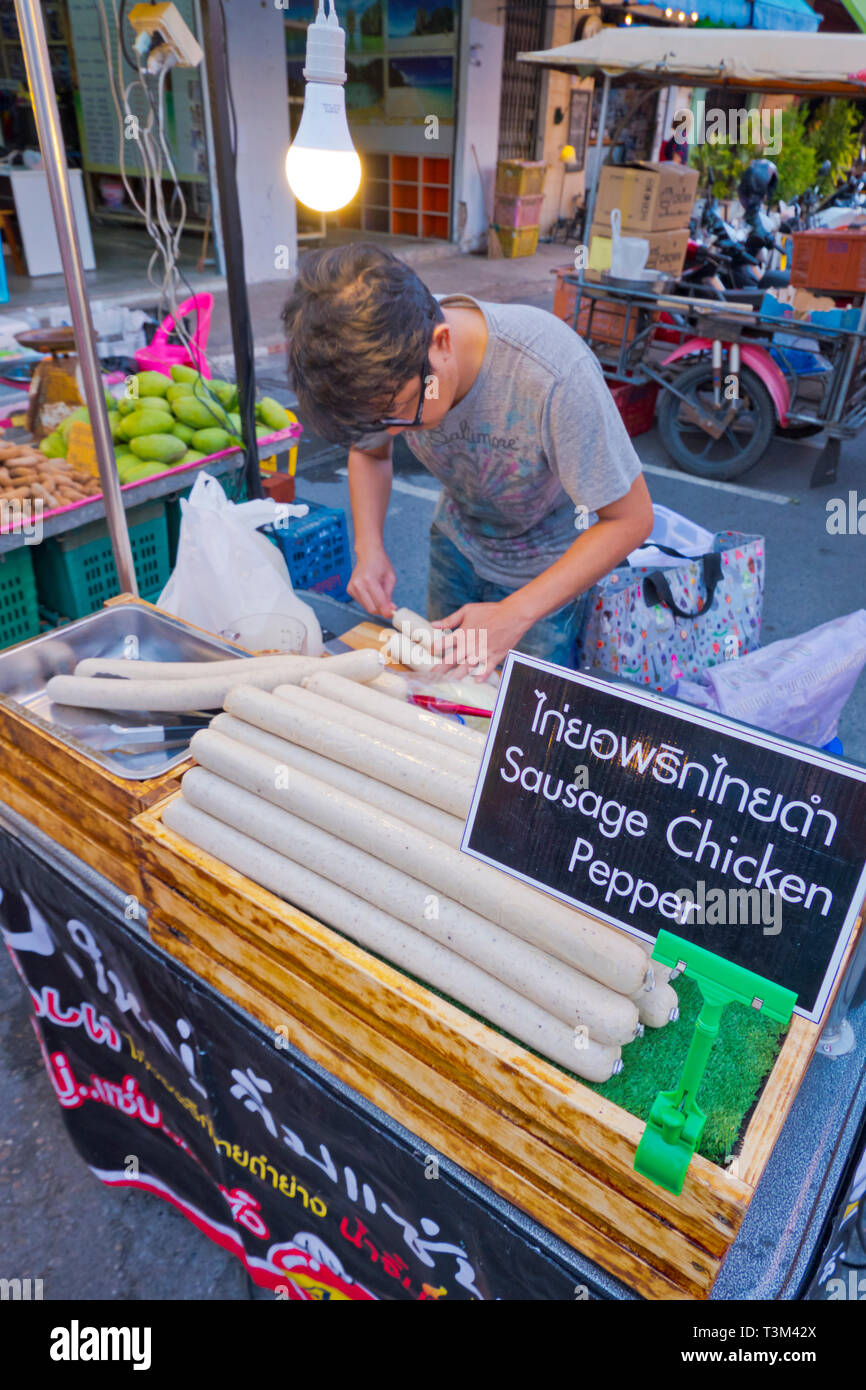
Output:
(281, 243), (443, 445)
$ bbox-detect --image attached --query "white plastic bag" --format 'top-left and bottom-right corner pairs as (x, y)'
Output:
(676, 610), (866, 747)
(157, 473), (323, 655)
(609, 207), (649, 280)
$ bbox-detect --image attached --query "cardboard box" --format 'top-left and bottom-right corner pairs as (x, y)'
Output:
(791, 227), (866, 294)
(593, 161), (698, 233)
(586, 224), (690, 282)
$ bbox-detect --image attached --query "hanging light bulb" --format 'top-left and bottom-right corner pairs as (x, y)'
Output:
(664, 6), (673, 15)
(285, 0), (361, 213)
(624, 11), (633, 21)
(690, 9), (699, 17)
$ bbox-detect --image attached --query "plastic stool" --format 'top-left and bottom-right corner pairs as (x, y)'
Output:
(135, 293), (213, 378)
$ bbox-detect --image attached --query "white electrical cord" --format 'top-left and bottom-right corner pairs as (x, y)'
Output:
(97, 0), (226, 428)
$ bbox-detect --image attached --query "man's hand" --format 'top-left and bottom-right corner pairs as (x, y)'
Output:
(431, 598), (532, 681)
(348, 547), (397, 618)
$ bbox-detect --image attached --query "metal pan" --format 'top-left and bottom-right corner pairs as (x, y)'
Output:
(0, 602), (251, 780)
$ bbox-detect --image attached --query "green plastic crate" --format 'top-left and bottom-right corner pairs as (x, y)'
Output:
(165, 470), (247, 566)
(0, 546), (40, 650)
(34, 501), (171, 620)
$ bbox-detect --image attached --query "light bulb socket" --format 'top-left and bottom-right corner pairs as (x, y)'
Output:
(304, 11), (347, 85)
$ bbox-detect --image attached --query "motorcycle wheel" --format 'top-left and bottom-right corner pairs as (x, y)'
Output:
(658, 360), (775, 480)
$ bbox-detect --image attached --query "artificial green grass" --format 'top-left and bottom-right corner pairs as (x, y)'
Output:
(584, 976), (787, 1166)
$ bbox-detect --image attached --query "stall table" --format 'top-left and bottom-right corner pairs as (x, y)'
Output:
(0, 601), (864, 1300)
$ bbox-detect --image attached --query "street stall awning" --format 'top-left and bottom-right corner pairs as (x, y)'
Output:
(517, 27), (866, 96)
(692, 0), (821, 30)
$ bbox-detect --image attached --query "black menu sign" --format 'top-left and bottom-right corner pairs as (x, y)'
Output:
(463, 654), (866, 1022)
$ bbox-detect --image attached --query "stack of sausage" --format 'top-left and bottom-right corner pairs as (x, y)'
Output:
(153, 655), (678, 1083)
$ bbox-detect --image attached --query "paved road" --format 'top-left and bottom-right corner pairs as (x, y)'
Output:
(2, 247), (864, 1299)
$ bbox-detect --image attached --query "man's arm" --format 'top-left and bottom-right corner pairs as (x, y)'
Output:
(346, 437), (398, 617)
(434, 474), (653, 679)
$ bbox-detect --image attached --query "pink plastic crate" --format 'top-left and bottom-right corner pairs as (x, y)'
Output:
(492, 193), (544, 230)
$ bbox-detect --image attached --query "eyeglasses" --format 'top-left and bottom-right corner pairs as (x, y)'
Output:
(362, 353), (430, 434)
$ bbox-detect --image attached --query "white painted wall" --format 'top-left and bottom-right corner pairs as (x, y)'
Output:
(220, 0), (297, 281)
(452, 0), (505, 252)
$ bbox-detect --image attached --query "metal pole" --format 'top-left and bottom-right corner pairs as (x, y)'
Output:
(198, 0), (262, 500)
(14, 0), (137, 594)
(582, 71), (610, 255)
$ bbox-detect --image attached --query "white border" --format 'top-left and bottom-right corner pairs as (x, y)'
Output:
(461, 652), (866, 1025)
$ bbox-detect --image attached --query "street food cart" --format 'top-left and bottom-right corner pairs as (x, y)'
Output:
(1, 13), (865, 1305)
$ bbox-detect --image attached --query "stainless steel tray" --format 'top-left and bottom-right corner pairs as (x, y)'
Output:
(0, 603), (249, 781)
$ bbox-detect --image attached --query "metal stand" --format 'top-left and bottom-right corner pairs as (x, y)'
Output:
(198, 0), (262, 501)
(15, 0), (137, 593)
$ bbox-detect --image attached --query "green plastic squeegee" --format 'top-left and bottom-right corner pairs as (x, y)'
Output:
(633, 930), (797, 1196)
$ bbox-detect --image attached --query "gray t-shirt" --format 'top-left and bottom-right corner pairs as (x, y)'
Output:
(360, 293), (643, 587)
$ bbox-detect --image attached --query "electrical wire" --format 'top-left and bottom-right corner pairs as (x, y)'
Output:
(97, 0), (230, 433)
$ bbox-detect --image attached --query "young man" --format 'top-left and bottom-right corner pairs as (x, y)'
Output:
(282, 243), (653, 678)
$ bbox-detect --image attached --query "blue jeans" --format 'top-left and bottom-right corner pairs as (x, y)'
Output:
(426, 525), (586, 669)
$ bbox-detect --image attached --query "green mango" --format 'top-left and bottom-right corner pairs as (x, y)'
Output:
(171, 422), (196, 444)
(257, 396), (291, 432)
(117, 455), (143, 483)
(122, 459), (170, 482)
(170, 363), (200, 384)
(41, 431), (66, 458)
(166, 383), (195, 404)
(191, 427), (232, 455)
(179, 449), (206, 464)
(120, 410), (177, 441)
(208, 378), (236, 409)
(136, 395), (172, 414)
(228, 412), (242, 437)
(108, 412), (125, 442)
(59, 406), (89, 441)
(129, 433), (187, 464)
(255, 424), (271, 440)
(134, 370), (170, 397)
(172, 396), (229, 431)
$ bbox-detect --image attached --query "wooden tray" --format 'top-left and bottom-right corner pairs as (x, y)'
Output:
(135, 788), (849, 1300)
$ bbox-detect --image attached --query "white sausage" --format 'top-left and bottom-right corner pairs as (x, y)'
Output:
(225, 686), (475, 818)
(47, 670), (291, 713)
(181, 764), (638, 1047)
(271, 683), (478, 782)
(385, 631), (437, 671)
(73, 648), (383, 683)
(369, 670), (410, 700)
(48, 648), (386, 712)
(392, 606), (438, 647)
(161, 794), (622, 1081)
(210, 713), (466, 847)
(301, 670), (486, 757)
(637, 981), (680, 1028)
(634, 939), (673, 989)
(194, 708), (646, 995)
(391, 608), (497, 684)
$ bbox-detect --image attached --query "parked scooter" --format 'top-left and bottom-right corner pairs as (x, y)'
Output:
(681, 167), (789, 298)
